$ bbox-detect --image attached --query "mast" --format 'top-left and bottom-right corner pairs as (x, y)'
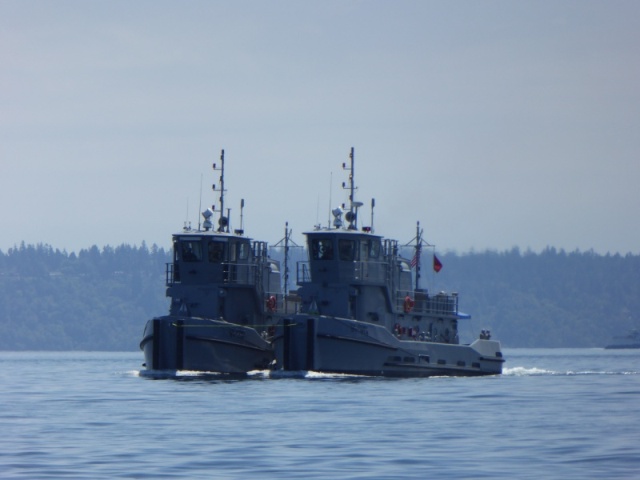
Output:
(405, 221), (430, 291)
(283, 222), (291, 309)
(273, 221), (301, 314)
(414, 222), (423, 291)
(212, 149), (228, 232)
(238, 198), (245, 235)
(342, 147), (360, 230)
(370, 198), (375, 233)
(197, 173), (203, 231)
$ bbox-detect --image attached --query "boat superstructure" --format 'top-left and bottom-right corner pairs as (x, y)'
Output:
(273, 148), (504, 377)
(140, 150), (281, 373)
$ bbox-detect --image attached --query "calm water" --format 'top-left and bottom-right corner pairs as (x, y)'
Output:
(1, 349), (638, 479)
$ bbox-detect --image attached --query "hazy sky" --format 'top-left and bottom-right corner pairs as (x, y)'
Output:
(2, 1), (639, 255)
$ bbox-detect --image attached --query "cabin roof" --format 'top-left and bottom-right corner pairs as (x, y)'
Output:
(172, 230), (253, 241)
(303, 228), (382, 240)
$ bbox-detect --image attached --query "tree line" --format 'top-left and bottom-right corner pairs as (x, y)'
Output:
(425, 247), (640, 347)
(0, 242), (638, 350)
(0, 242), (170, 351)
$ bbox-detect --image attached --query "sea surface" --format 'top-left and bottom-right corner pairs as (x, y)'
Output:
(1, 349), (639, 479)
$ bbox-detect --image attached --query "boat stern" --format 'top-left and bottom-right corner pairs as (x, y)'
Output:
(469, 338), (505, 374)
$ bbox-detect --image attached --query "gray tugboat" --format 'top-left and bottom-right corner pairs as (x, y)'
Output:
(273, 148), (504, 377)
(140, 150), (282, 373)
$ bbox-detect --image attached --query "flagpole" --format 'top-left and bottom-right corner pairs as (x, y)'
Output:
(406, 221), (433, 291)
(414, 222), (422, 291)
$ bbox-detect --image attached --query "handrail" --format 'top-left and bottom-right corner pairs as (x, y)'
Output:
(296, 260), (389, 284)
(397, 290), (459, 315)
(165, 261), (260, 286)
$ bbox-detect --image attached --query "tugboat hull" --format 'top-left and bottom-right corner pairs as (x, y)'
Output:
(140, 316), (274, 373)
(274, 315), (503, 377)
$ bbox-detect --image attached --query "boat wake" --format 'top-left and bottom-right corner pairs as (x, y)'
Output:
(133, 367), (639, 380)
(134, 368), (367, 382)
(503, 366), (553, 376)
(504, 366), (639, 376)
(269, 370), (368, 380)
(136, 369), (271, 381)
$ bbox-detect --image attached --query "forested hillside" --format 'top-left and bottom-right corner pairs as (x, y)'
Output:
(0, 243), (170, 351)
(0, 243), (638, 350)
(424, 248), (640, 347)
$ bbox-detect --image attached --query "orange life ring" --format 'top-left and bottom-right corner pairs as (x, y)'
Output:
(403, 295), (415, 313)
(266, 295), (277, 312)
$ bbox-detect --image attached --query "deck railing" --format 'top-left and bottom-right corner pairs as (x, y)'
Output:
(166, 262), (259, 286)
(296, 260), (389, 285)
(397, 290), (459, 316)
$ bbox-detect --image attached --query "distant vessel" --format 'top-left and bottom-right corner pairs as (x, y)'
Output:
(605, 329), (640, 349)
(272, 148), (504, 377)
(139, 150), (281, 373)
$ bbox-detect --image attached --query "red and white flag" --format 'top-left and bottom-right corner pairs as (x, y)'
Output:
(433, 254), (443, 273)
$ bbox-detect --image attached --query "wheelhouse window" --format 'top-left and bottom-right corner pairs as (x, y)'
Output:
(368, 239), (381, 259)
(208, 241), (226, 263)
(228, 241), (250, 262)
(181, 240), (202, 262)
(311, 238), (334, 260)
(339, 239), (356, 261)
(237, 241), (250, 260)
